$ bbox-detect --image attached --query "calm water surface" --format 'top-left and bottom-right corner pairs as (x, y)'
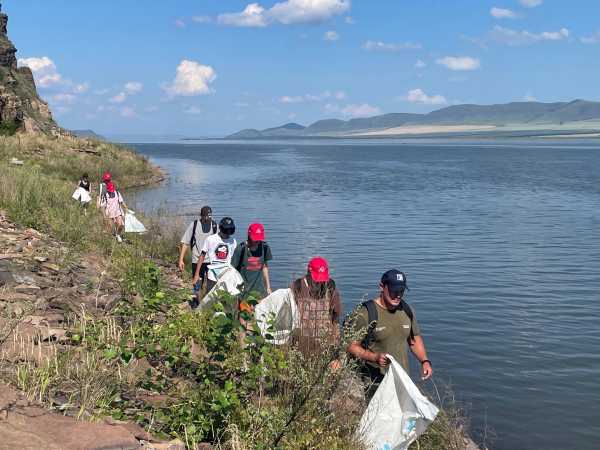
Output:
(127, 139), (600, 450)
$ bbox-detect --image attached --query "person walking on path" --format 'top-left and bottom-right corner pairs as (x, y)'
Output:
(291, 257), (342, 367)
(346, 269), (433, 399)
(178, 206), (217, 298)
(192, 217), (237, 294)
(97, 171), (111, 209)
(231, 223), (273, 302)
(72, 173), (92, 211)
(99, 181), (128, 243)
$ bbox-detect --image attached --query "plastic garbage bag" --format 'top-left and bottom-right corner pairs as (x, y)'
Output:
(254, 288), (299, 345)
(199, 266), (244, 310)
(357, 355), (439, 450)
(71, 187), (91, 203)
(124, 210), (147, 233)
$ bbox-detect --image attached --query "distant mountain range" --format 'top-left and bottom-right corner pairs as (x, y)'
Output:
(71, 129), (105, 140)
(227, 99), (600, 138)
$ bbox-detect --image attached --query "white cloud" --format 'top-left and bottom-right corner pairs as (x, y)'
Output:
(490, 7), (518, 19)
(405, 88), (448, 105)
(415, 59), (427, 69)
(340, 103), (381, 118)
(324, 30), (339, 41)
(519, 0), (542, 7)
(110, 92), (127, 104)
(218, 0), (350, 27)
(362, 40), (421, 52)
(17, 56), (62, 87)
(185, 106), (203, 115)
(581, 31), (600, 44)
(175, 19), (186, 28)
(218, 3), (268, 27)
(268, 0), (350, 25)
(192, 16), (212, 24)
(52, 93), (76, 104)
(436, 56), (480, 71)
(279, 90), (346, 103)
(164, 60), (217, 96)
(345, 16), (355, 25)
(523, 92), (537, 102)
(124, 81), (143, 94)
(120, 107), (136, 118)
(72, 82), (89, 94)
(490, 25), (569, 45)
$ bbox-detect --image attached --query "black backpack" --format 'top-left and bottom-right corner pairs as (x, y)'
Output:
(190, 219), (217, 250)
(359, 299), (415, 348)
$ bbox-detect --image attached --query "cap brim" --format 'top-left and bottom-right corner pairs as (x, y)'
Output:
(309, 270), (330, 283)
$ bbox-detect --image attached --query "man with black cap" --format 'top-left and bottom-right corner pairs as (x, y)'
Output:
(347, 269), (432, 397)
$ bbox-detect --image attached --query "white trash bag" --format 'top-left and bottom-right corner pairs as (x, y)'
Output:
(71, 187), (91, 203)
(358, 355), (439, 450)
(199, 267), (244, 310)
(124, 210), (147, 233)
(254, 288), (299, 345)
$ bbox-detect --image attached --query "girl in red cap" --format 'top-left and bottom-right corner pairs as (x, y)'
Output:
(99, 181), (128, 242)
(231, 223), (273, 301)
(291, 257), (342, 363)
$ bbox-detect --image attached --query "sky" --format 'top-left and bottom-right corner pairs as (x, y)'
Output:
(6, 0), (600, 137)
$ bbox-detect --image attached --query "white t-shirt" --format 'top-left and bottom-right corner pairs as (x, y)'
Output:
(201, 234), (237, 281)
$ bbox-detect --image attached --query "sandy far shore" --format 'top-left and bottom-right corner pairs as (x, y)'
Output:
(351, 124), (497, 136)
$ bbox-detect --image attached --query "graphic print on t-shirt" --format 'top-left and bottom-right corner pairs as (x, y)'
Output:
(215, 244), (230, 261)
(246, 256), (262, 271)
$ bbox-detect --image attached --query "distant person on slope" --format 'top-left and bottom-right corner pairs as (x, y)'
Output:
(346, 269), (432, 399)
(72, 173), (92, 211)
(99, 182), (128, 243)
(231, 222), (273, 304)
(192, 216), (237, 296)
(178, 206), (217, 300)
(97, 171), (112, 209)
(291, 257), (342, 367)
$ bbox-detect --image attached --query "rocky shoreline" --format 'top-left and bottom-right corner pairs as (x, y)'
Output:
(0, 210), (199, 450)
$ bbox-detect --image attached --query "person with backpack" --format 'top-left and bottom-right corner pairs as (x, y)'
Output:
(230, 223), (273, 301)
(291, 257), (342, 364)
(72, 173), (92, 211)
(97, 171), (111, 209)
(346, 269), (433, 398)
(192, 217), (237, 294)
(99, 181), (128, 243)
(179, 206), (217, 297)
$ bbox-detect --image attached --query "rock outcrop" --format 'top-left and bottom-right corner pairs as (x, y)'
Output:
(0, 4), (59, 134)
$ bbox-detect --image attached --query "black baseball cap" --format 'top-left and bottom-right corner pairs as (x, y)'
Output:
(381, 269), (409, 295)
(219, 217), (235, 235)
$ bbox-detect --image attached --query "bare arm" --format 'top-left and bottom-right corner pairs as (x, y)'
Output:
(178, 244), (189, 271)
(192, 253), (206, 284)
(409, 335), (432, 379)
(347, 341), (389, 368)
(262, 263), (271, 295)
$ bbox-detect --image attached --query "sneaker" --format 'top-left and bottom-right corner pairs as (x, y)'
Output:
(116, 235), (123, 243)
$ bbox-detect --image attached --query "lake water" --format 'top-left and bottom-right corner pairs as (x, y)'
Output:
(127, 139), (600, 450)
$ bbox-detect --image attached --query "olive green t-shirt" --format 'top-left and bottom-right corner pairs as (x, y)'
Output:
(352, 301), (421, 374)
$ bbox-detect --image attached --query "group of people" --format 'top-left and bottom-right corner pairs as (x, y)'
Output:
(179, 205), (433, 394)
(72, 171), (128, 242)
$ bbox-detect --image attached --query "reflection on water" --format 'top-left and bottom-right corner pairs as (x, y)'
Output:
(128, 140), (600, 450)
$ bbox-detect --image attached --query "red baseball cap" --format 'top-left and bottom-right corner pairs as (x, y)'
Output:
(102, 171), (112, 182)
(308, 257), (330, 283)
(106, 182), (116, 193)
(248, 223), (265, 241)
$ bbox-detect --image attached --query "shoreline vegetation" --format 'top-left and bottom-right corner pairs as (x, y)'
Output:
(0, 133), (479, 449)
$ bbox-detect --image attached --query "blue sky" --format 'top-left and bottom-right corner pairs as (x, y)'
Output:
(7, 0), (600, 136)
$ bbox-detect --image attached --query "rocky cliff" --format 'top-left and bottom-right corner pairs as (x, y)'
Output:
(0, 4), (58, 134)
